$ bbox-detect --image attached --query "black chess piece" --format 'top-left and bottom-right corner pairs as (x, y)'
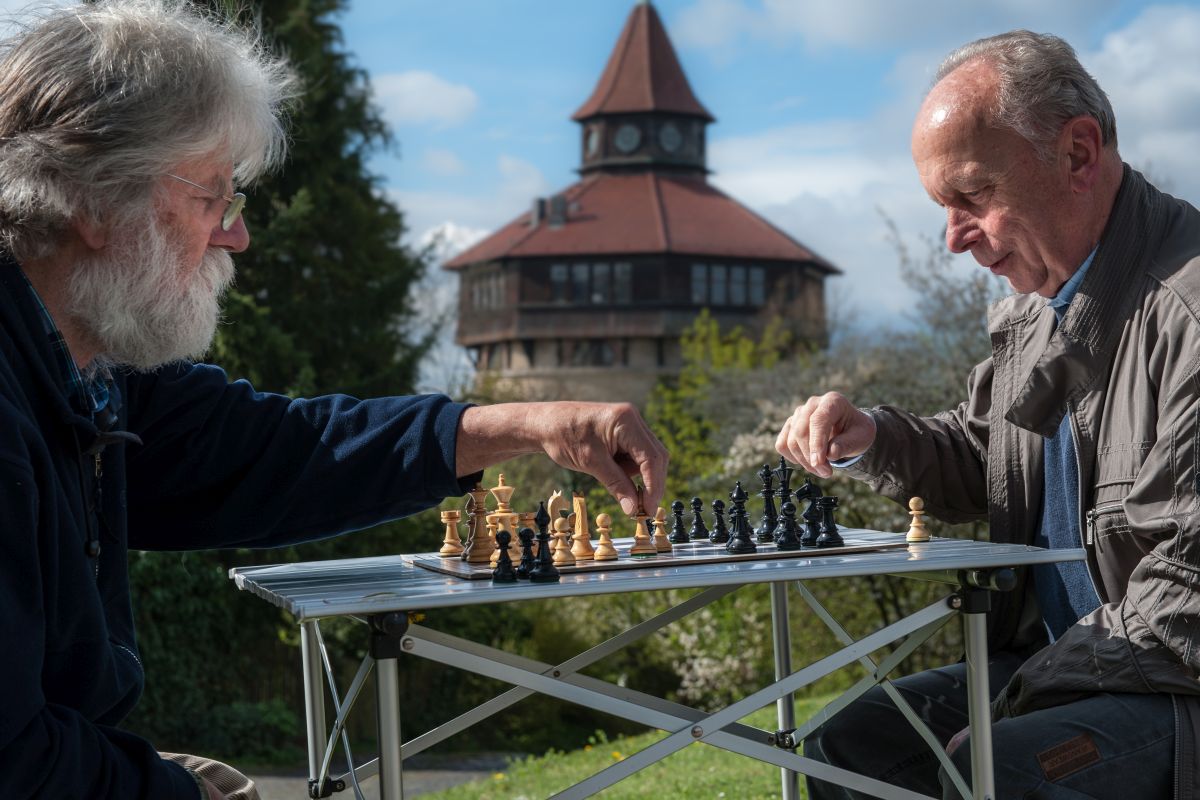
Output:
(800, 489), (822, 547)
(516, 527), (536, 579)
(726, 481), (757, 554)
(669, 499), (690, 544)
(775, 502), (802, 551)
(815, 496), (844, 548)
(754, 463), (778, 543)
(710, 499), (730, 543)
(772, 458), (795, 540)
(688, 496), (710, 540)
(492, 530), (518, 582)
(529, 501), (560, 582)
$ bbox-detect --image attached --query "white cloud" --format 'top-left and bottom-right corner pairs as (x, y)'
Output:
(422, 147), (468, 176)
(373, 70), (478, 130)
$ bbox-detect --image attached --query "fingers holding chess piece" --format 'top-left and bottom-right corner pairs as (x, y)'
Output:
(906, 497), (930, 543)
(629, 486), (658, 557)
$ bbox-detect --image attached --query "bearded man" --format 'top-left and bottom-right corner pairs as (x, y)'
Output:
(776, 30), (1200, 800)
(0, 2), (667, 798)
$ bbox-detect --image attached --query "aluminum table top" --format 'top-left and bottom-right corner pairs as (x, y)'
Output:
(230, 531), (1084, 621)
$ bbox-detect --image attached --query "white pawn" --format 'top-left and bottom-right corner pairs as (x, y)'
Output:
(906, 497), (930, 543)
(552, 516), (576, 566)
(593, 513), (618, 561)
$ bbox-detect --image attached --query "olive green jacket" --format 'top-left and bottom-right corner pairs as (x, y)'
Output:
(846, 166), (1200, 797)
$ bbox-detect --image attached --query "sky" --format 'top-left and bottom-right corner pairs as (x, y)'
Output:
(335, 0), (1200, 389)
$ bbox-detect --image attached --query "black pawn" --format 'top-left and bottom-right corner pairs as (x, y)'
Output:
(800, 492), (822, 547)
(492, 530), (518, 582)
(755, 463), (778, 543)
(689, 497), (710, 540)
(530, 502), (560, 583)
(775, 502), (802, 551)
(516, 527), (536, 579)
(669, 499), (690, 544)
(815, 496), (844, 548)
(726, 481), (757, 554)
(710, 499), (730, 544)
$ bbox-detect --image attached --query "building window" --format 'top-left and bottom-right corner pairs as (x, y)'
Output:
(521, 339), (535, 367)
(572, 263), (590, 304)
(551, 263), (568, 302)
(711, 264), (728, 305)
(591, 262), (611, 304)
(691, 263), (707, 304)
(730, 265), (746, 306)
(614, 262), (632, 304)
(749, 266), (765, 306)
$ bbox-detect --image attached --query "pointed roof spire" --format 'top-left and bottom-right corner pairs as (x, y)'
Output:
(572, 2), (714, 122)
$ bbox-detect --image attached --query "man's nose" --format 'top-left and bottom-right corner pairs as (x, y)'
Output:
(209, 215), (250, 253)
(944, 207), (979, 253)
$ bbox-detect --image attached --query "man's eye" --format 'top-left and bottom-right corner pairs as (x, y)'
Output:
(964, 188), (988, 201)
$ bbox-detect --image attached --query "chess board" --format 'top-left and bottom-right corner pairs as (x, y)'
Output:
(409, 532), (913, 581)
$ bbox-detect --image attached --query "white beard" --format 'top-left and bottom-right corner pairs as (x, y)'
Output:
(66, 219), (235, 371)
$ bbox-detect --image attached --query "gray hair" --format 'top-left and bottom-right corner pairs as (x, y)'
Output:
(935, 30), (1117, 162)
(0, 0), (298, 260)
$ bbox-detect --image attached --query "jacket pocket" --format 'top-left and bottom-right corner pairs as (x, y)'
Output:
(1090, 501), (1154, 603)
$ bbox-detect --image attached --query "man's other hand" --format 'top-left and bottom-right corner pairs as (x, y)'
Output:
(775, 392), (876, 478)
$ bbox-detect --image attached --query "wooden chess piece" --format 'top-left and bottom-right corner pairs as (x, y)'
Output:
(726, 481), (757, 554)
(668, 499), (690, 544)
(547, 489), (569, 522)
(529, 502), (560, 583)
(816, 496), (844, 548)
(772, 458), (795, 540)
(710, 499), (730, 544)
(775, 501), (802, 551)
(518, 510), (537, 555)
(552, 517), (576, 566)
(463, 484), (495, 564)
(799, 483), (822, 547)
(755, 463), (778, 543)
(489, 474), (519, 567)
(593, 513), (618, 561)
(492, 530), (518, 583)
(906, 497), (931, 543)
(689, 496), (710, 540)
(571, 493), (595, 561)
(516, 527), (537, 578)
(652, 507), (672, 552)
(629, 486), (657, 557)
(438, 509), (463, 557)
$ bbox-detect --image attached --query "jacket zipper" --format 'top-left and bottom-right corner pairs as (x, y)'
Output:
(1085, 501), (1124, 547)
(1066, 403), (1103, 599)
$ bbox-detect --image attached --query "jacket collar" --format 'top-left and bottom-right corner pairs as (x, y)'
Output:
(996, 165), (1168, 437)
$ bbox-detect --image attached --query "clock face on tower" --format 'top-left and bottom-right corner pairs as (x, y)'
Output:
(614, 123), (642, 154)
(658, 122), (682, 153)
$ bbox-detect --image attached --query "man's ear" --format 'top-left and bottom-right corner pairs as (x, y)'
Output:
(1062, 115), (1104, 193)
(71, 215), (108, 251)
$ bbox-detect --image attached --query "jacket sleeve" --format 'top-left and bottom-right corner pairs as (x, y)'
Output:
(0, 456), (201, 799)
(841, 356), (994, 523)
(123, 363), (477, 550)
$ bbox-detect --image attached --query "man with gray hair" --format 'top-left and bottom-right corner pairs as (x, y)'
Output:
(0, 2), (667, 798)
(777, 30), (1200, 799)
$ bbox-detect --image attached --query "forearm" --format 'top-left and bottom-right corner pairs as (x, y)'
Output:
(455, 403), (547, 476)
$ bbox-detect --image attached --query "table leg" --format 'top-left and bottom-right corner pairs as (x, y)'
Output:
(300, 622), (327, 792)
(770, 581), (799, 800)
(963, 602), (995, 800)
(376, 655), (405, 800)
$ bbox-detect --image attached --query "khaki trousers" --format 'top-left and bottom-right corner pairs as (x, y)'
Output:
(160, 752), (259, 800)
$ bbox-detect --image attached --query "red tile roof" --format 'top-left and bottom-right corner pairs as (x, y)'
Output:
(444, 173), (837, 271)
(572, 2), (714, 122)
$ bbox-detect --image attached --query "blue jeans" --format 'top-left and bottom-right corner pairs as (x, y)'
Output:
(803, 655), (1175, 799)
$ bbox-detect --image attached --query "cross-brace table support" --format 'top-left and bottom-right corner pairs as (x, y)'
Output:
(296, 575), (1005, 800)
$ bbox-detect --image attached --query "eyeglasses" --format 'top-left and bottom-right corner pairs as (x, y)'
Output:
(165, 173), (247, 231)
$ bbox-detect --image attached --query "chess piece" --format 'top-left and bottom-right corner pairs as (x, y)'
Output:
(593, 513), (618, 561)
(516, 527), (537, 578)
(652, 507), (672, 552)
(710, 499), (730, 544)
(553, 517), (576, 566)
(726, 481), (757, 554)
(815, 496), (844, 548)
(689, 496), (710, 540)
(547, 489), (569, 522)
(772, 458), (795, 540)
(755, 463), (778, 543)
(463, 484), (496, 564)
(529, 502), (560, 583)
(669, 499), (690, 544)
(489, 474), (520, 567)
(775, 501), (802, 551)
(906, 497), (931, 543)
(438, 509), (463, 557)
(799, 482), (823, 547)
(571, 493), (595, 561)
(629, 486), (657, 557)
(491, 530), (518, 583)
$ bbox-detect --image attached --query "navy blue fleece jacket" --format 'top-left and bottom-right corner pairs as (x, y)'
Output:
(0, 263), (476, 798)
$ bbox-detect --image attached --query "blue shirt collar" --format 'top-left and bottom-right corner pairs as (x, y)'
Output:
(1048, 248), (1098, 320)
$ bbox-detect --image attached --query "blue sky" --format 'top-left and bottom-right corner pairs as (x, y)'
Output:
(336, 0), (1200, 389)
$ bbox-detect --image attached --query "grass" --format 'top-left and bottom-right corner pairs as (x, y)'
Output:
(420, 696), (834, 799)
